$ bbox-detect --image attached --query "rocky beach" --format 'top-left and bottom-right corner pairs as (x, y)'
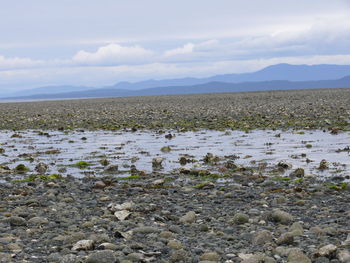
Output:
(0, 89), (350, 263)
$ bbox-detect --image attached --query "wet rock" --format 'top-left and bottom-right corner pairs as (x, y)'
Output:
(204, 153), (220, 164)
(290, 168), (305, 178)
(179, 211), (196, 224)
(72, 240), (94, 251)
(152, 157), (164, 168)
(86, 250), (116, 263)
(277, 161), (292, 169)
(319, 159), (329, 170)
(104, 165), (118, 173)
(35, 162), (48, 174)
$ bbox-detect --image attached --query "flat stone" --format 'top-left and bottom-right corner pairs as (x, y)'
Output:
(72, 239), (94, 251)
(114, 210), (131, 221)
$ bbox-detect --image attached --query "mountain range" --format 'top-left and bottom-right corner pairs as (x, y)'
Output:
(2, 63), (350, 101)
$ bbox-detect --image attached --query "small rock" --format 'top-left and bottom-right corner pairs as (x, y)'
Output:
(253, 230), (273, 245)
(270, 209), (293, 225)
(338, 250), (350, 263)
(152, 157), (164, 168)
(86, 250), (116, 263)
(72, 240), (94, 251)
(27, 216), (49, 226)
(319, 160), (329, 170)
(132, 226), (160, 234)
(179, 211), (196, 224)
(170, 249), (188, 262)
(152, 179), (165, 185)
(92, 181), (106, 189)
(127, 252), (144, 261)
(97, 243), (118, 250)
(114, 210), (131, 221)
(8, 216), (26, 226)
(277, 161), (292, 169)
(289, 222), (304, 236)
(290, 168), (305, 177)
(159, 231), (176, 239)
(200, 252), (221, 262)
(231, 213), (249, 225)
(318, 244), (337, 257)
(35, 162), (48, 174)
(104, 165), (118, 173)
(288, 248), (311, 263)
(168, 240), (183, 250)
(108, 202), (134, 212)
(277, 232), (294, 245)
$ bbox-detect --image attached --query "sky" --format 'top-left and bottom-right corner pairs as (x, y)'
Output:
(0, 0), (350, 92)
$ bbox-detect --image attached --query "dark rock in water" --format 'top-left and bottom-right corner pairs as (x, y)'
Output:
(152, 157), (164, 168)
(277, 161), (292, 169)
(319, 159), (329, 170)
(290, 168), (305, 177)
(104, 165), (118, 173)
(35, 162), (48, 174)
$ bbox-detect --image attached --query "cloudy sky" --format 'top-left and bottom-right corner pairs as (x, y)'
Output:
(1, 0), (350, 92)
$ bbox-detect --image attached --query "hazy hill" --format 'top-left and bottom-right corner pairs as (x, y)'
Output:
(3, 63), (350, 98)
(2, 75), (350, 101)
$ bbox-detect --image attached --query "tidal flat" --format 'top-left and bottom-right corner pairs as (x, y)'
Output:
(0, 89), (350, 263)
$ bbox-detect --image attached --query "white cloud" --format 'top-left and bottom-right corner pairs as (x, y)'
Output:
(72, 43), (154, 65)
(164, 43), (195, 57)
(0, 56), (45, 70)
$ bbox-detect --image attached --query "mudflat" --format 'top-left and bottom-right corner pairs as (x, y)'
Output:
(0, 88), (349, 131)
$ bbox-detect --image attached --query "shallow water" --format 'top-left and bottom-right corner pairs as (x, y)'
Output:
(0, 129), (349, 180)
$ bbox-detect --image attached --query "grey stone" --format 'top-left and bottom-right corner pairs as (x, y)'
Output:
(179, 211), (196, 224)
(277, 232), (294, 245)
(253, 230), (273, 245)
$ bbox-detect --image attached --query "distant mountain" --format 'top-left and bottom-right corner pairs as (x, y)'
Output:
(104, 63), (350, 91)
(2, 76), (350, 101)
(3, 63), (350, 98)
